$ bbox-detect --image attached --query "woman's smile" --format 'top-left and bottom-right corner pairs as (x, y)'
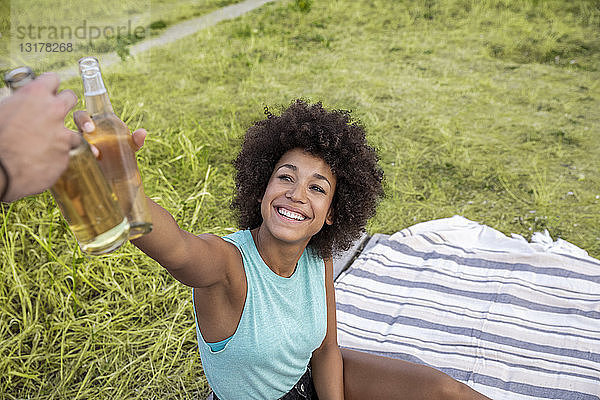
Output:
(275, 206), (309, 222)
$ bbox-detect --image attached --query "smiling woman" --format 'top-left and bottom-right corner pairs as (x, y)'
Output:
(259, 149), (336, 252)
(115, 99), (386, 399)
(109, 98), (490, 399)
(231, 100), (384, 260)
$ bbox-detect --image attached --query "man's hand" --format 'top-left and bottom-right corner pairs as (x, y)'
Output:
(0, 73), (80, 202)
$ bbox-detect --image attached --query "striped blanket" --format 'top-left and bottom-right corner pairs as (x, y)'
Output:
(335, 216), (600, 399)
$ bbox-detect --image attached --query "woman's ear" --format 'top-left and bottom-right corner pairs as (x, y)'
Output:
(325, 207), (334, 225)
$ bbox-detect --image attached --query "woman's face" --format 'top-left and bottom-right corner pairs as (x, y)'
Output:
(259, 148), (336, 246)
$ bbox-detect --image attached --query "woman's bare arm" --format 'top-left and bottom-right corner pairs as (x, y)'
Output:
(311, 258), (344, 399)
(130, 197), (236, 288)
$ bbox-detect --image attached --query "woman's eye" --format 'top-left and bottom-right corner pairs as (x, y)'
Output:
(311, 185), (326, 194)
(278, 175), (292, 182)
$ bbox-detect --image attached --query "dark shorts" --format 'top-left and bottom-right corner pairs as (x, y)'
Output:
(209, 366), (318, 400)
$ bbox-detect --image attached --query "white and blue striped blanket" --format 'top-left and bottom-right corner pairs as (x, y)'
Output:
(335, 216), (600, 399)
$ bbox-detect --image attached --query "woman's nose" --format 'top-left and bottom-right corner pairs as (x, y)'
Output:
(286, 184), (307, 203)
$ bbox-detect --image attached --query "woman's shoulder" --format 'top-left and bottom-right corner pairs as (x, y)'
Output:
(222, 229), (251, 247)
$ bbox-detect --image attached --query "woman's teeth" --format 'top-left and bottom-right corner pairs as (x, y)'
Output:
(277, 208), (306, 221)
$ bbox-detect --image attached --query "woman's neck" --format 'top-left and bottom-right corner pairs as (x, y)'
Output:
(251, 227), (308, 278)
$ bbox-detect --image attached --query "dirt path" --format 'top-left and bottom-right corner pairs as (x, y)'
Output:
(57, 0), (278, 81)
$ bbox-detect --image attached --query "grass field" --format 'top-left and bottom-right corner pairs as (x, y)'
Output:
(1, 0), (599, 398)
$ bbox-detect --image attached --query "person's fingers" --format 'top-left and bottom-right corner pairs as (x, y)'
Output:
(90, 144), (100, 158)
(73, 110), (94, 133)
(35, 72), (61, 94)
(132, 128), (147, 152)
(65, 130), (82, 149)
(55, 89), (78, 117)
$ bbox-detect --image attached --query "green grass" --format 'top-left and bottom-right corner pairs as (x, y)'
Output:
(2, 0), (600, 398)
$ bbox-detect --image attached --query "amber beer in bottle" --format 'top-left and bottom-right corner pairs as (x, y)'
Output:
(78, 57), (152, 238)
(4, 67), (129, 255)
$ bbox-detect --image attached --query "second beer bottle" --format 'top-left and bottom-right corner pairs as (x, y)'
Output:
(78, 57), (152, 239)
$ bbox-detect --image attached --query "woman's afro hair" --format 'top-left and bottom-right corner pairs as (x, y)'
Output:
(231, 99), (384, 259)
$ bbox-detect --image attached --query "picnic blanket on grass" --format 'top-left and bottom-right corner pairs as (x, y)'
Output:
(335, 216), (600, 399)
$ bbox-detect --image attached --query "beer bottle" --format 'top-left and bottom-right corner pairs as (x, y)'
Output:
(78, 57), (152, 239)
(4, 67), (130, 255)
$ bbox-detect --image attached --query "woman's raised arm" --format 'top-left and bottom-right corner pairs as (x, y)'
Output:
(131, 197), (237, 288)
(73, 111), (236, 288)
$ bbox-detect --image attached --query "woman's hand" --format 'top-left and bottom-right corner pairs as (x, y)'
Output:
(72, 110), (147, 155)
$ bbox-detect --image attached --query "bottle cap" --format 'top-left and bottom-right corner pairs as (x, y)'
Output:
(78, 56), (107, 96)
(79, 56), (101, 77)
(4, 66), (36, 91)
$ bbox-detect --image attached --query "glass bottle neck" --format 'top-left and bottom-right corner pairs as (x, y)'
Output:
(85, 92), (114, 116)
(82, 70), (114, 116)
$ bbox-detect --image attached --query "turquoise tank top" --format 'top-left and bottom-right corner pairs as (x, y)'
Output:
(192, 230), (327, 400)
